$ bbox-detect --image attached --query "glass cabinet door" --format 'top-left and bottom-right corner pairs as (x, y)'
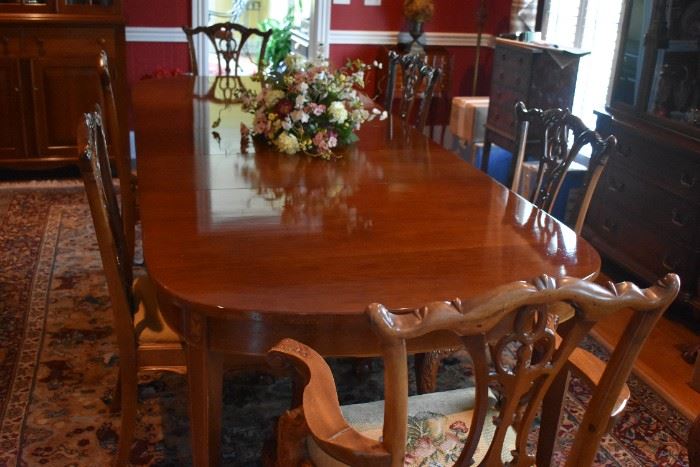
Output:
(57, 0), (119, 14)
(611, 0), (651, 107)
(0, 0), (55, 13)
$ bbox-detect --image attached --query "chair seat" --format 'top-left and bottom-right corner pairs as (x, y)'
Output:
(307, 387), (514, 466)
(132, 275), (180, 344)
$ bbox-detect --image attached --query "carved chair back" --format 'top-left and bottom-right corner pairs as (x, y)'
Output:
(97, 50), (137, 266)
(384, 51), (442, 131)
(182, 22), (272, 76)
(511, 101), (617, 234)
(270, 273), (680, 467)
(77, 108), (136, 365)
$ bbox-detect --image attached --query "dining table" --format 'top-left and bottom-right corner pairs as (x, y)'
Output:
(131, 75), (602, 466)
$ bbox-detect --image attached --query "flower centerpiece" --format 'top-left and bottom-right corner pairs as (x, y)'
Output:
(241, 55), (386, 160)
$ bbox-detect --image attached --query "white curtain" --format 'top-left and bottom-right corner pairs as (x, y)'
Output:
(542, 0), (626, 127)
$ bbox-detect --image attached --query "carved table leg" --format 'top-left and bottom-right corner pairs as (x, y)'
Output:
(185, 314), (224, 467)
(414, 351), (441, 394)
(689, 415), (700, 467)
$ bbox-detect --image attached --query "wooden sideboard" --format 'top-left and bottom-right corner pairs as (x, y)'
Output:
(586, 112), (700, 312)
(480, 38), (587, 179)
(0, 0), (127, 168)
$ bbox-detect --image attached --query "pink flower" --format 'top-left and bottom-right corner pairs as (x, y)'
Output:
(449, 420), (468, 433)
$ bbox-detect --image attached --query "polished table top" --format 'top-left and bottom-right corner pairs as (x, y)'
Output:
(132, 75), (600, 347)
(132, 75), (601, 466)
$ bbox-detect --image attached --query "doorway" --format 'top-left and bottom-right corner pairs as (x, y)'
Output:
(192, 0), (330, 75)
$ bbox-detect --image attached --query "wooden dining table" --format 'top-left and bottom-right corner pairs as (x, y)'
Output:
(131, 75), (601, 466)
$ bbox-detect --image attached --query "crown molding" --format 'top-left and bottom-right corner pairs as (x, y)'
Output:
(125, 27), (187, 43)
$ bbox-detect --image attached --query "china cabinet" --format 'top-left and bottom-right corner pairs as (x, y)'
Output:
(0, 0), (127, 168)
(585, 0), (700, 312)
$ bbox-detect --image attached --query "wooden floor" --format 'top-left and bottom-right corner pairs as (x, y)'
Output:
(593, 298), (700, 421)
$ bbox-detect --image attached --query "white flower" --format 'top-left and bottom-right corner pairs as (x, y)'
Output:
(282, 117), (293, 131)
(276, 132), (300, 154)
(264, 89), (285, 107)
(295, 94), (306, 109)
(284, 53), (306, 71)
(297, 82), (309, 94)
(380, 110), (388, 121)
(328, 135), (338, 148)
(328, 101), (348, 123)
(351, 108), (369, 123)
(291, 109), (309, 123)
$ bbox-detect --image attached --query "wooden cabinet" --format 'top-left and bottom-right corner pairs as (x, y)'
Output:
(585, 0), (700, 312)
(0, 0), (126, 168)
(481, 38), (587, 178)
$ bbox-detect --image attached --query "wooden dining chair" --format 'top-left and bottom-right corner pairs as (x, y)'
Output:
(98, 50), (138, 267)
(77, 108), (186, 467)
(182, 22), (272, 76)
(269, 273), (679, 467)
(511, 101), (617, 235)
(384, 50), (442, 132)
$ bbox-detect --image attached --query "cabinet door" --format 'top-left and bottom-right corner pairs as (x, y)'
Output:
(29, 56), (102, 158)
(0, 58), (26, 159)
(56, 0), (120, 15)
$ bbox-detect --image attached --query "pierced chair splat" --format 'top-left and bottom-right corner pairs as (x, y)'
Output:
(511, 101), (617, 234)
(77, 107), (186, 467)
(182, 21), (272, 76)
(384, 50), (442, 132)
(269, 274), (679, 467)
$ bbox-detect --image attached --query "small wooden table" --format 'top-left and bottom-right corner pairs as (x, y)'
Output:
(132, 76), (601, 466)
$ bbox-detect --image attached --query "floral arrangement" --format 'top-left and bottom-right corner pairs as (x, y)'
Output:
(403, 0), (434, 22)
(241, 55), (386, 160)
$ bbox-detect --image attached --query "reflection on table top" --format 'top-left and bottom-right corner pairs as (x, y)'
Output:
(131, 76), (600, 318)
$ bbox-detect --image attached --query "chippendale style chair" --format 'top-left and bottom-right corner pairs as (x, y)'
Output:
(511, 101), (617, 235)
(98, 50), (138, 267)
(77, 108), (186, 467)
(182, 21), (272, 76)
(384, 51), (442, 131)
(269, 273), (680, 466)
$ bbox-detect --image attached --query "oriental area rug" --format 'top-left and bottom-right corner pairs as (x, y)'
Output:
(0, 182), (692, 466)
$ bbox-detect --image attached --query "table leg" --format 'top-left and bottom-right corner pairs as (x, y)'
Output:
(187, 342), (224, 467)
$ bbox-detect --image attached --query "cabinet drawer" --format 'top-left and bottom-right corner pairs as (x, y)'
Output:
(487, 85), (521, 136)
(611, 121), (700, 201)
(0, 29), (21, 57)
(22, 28), (116, 58)
(492, 46), (532, 93)
(602, 164), (700, 247)
(588, 201), (699, 281)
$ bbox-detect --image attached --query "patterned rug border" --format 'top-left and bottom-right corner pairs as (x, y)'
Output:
(0, 205), (62, 466)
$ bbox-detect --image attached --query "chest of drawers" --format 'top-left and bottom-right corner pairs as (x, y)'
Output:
(585, 112), (700, 311)
(481, 38), (586, 181)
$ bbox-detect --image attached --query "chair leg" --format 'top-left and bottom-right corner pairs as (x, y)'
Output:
(110, 369), (122, 414)
(689, 414), (700, 467)
(114, 365), (138, 467)
(275, 407), (310, 467)
(536, 367), (570, 467)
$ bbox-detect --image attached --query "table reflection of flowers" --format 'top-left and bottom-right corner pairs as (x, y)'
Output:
(241, 55), (387, 160)
(238, 149), (384, 232)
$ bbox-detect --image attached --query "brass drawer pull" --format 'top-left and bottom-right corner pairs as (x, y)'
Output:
(662, 254), (680, 271)
(671, 208), (689, 227)
(680, 173), (697, 188)
(602, 218), (617, 233)
(608, 178), (625, 192)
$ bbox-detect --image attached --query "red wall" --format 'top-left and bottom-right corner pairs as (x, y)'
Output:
(123, 0), (512, 95)
(124, 0), (190, 85)
(329, 0), (511, 98)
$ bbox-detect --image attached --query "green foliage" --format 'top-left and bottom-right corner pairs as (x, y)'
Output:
(259, 7), (295, 71)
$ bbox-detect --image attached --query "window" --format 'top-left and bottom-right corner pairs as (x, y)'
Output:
(542, 0), (626, 127)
